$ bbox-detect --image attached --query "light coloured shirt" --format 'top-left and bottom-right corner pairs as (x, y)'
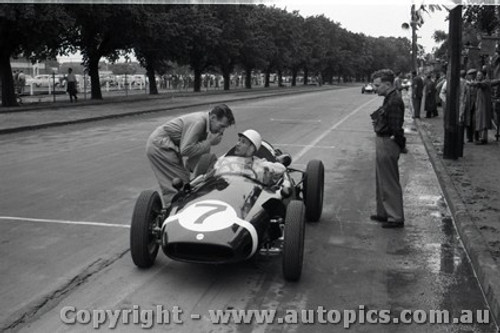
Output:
(151, 112), (210, 156)
(214, 156), (286, 185)
(439, 80), (447, 103)
(67, 73), (77, 83)
(149, 112), (211, 171)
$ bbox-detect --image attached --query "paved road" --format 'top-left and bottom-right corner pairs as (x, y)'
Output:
(0, 88), (495, 332)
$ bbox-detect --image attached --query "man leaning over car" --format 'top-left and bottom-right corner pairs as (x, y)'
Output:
(146, 104), (235, 205)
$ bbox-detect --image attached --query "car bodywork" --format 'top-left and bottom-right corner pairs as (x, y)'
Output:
(130, 141), (324, 281)
(361, 83), (375, 94)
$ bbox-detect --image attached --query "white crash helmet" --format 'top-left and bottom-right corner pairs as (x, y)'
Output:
(238, 129), (262, 151)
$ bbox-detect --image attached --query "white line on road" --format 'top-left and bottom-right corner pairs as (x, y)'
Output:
(0, 216), (130, 229)
(2, 98), (378, 229)
(274, 143), (335, 149)
(270, 118), (322, 123)
(293, 97), (378, 162)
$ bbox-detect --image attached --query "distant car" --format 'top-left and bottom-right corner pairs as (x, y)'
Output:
(130, 75), (146, 87)
(401, 79), (411, 89)
(32, 74), (53, 87)
(361, 83), (375, 94)
(24, 75), (35, 86)
(100, 74), (117, 87)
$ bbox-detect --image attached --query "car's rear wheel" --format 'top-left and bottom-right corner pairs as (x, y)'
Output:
(130, 190), (162, 268)
(304, 160), (324, 222)
(282, 200), (305, 281)
(193, 153), (218, 177)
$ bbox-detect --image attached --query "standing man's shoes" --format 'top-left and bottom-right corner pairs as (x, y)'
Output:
(370, 215), (388, 222)
(381, 221), (405, 228)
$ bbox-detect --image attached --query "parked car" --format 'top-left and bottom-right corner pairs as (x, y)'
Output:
(130, 75), (146, 87)
(361, 83), (375, 94)
(24, 75), (35, 86)
(100, 74), (117, 87)
(32, 74), (54, 87)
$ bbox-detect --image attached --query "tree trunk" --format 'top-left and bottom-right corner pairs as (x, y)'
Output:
(146, 62), (158, 95)
(223, 71), (230, 91)
(264, 70), (270, 88)
(88, 57), (103, 100)
(0, 51), (17, 107)
(443, 6), (463, 159)
(303, 68), (309, 85)
(193, 68), (202, 92)
(291, 69), (298, 87)
(245, 68), (252, 89)
(410, 5), (418, 73)
(277, 70), (283, 87)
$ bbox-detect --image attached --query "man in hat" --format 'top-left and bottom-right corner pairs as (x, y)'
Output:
(213, 129), (286, 185)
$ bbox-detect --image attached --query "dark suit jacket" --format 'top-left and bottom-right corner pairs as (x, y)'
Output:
(412, 76), (424, 99)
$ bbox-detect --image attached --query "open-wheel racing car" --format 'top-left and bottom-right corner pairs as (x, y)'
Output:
(130, 141), (324, 281)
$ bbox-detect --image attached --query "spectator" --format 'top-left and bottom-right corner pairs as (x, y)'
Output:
(424, 73), (438, 118)
(411, 71), (424, 118)
(436, 74), (447, 107)
(369, 69), (405, 228)
(469, 70), (500, 144)
(463, 69), (478, 143)
(393, 71), (404, 95)
(17, 71), (26, 95)
(65, 68), (78, 103)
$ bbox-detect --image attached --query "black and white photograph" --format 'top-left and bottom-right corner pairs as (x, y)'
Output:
(1, 0), (500, 332)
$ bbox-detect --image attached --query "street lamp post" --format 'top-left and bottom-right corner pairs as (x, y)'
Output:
(443, 5), (463, 159)
(411, 5), (418, 73)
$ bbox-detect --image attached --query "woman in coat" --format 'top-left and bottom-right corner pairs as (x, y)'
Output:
(471, 71), (500, 144)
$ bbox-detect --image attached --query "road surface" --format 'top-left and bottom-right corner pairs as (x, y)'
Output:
(0, 87), (495, 332)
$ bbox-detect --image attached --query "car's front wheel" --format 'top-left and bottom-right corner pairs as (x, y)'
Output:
(282, 200), (305, 281)
(130, 190), (162, 268)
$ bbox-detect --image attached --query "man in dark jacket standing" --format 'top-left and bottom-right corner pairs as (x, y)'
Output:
(411, 70), (423, 118)
(370, 69), (405, 228)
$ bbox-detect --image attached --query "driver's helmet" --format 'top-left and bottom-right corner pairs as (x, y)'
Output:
(238, 129), (262, 151)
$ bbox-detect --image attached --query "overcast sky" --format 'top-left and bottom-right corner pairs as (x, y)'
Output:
(59, 1), (453, 63)
(277, 1), (452, 53)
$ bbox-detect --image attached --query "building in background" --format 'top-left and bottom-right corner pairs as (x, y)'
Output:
(10, 57), (46, 76)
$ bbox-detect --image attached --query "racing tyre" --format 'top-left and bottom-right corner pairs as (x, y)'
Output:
(282, 200), (305, 281)
(193, 153), (218, 177)
(130, 190), (162, 268)
(304, 160), (324, 222)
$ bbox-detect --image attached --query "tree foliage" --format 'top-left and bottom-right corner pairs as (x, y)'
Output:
(464, 6), (499, 36)
(1, 4), (414, 107)
(0, 4), (71, 106)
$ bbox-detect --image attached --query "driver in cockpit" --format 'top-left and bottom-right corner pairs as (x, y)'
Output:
(213, 129), (286, 185)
